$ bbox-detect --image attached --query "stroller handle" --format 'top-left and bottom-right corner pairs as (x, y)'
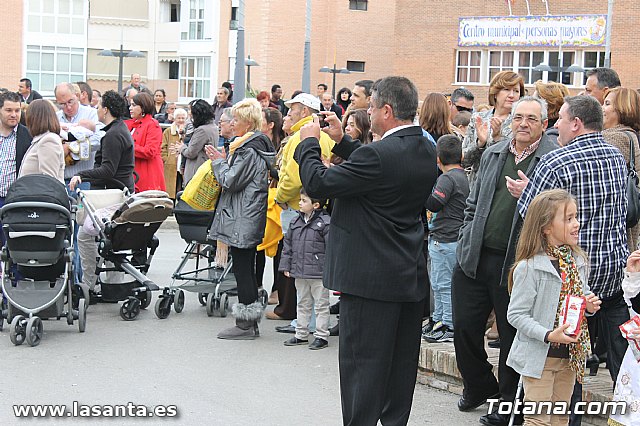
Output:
(78, 176), (133, 194)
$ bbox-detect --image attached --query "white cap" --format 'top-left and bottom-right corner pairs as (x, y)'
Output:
(284, 93), (320, 111)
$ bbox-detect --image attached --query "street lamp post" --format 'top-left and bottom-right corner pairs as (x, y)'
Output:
(98, 44), (145, 94)
(319, 63), (350, 99)
(245, 55), (259, 94)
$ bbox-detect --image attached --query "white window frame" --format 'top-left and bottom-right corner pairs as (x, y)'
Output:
(180, 56), (211, 99)
(455, 50), (482, 84)
(25, 45), (84, 92)
(27, 0), (85, 35)
(187, 0), (205, 40)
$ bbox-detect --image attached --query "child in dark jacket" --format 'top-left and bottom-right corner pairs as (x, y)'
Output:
(279, 188), (331, 350)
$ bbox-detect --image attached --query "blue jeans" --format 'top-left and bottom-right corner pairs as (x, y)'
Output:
(428, 238), (457, 328)
(65, 179), (91, 285)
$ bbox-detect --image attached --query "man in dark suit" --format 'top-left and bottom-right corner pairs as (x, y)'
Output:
(295, 76), (437, 426)
(0, 91), (33, 246)
(17, 78), (42, 105)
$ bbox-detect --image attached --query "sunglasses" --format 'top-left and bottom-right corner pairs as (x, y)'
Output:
(455, 104), (473, 113)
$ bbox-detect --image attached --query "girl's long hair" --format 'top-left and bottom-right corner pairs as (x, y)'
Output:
(507, 189), (587, 293)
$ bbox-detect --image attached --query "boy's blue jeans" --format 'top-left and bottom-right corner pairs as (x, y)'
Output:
(428, 238), (457, 328)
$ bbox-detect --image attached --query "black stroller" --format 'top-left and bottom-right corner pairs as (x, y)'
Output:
(0, 175), (86, 346)
(155, 193), (268, 319)
(77, 188), (173, 320)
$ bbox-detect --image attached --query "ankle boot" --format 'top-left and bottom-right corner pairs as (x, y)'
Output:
(217, 301), (263, 340)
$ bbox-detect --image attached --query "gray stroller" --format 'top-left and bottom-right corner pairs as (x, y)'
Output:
(0, 175), (86, 347)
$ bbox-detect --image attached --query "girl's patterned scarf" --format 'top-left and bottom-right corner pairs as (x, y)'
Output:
(545, 244), (590, 384)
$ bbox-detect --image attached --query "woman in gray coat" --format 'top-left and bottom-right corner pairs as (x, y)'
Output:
(205, 98), (275, 340)
(177, 99), (218, 184)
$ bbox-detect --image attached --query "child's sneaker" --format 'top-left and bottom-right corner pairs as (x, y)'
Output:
(422, 321), (443, 341)
(425, 325), (454, 343)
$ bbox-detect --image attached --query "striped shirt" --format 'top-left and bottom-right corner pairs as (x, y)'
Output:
(0, 126), (18, 197)
(518, 132), (629, 299)
(57, 104), (105, 179)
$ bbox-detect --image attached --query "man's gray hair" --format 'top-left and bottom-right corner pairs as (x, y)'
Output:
(371, 76), (418, 122)
(218, 87), (230, 96)
(53, 82), (76, 97)
(512, 96), (548, 121)
(451, 87), (475, 104)
(564, 95), (604, 132)
(221, 107), (233, 121)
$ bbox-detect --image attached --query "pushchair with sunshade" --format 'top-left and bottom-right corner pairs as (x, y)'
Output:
(0, 174), (86, 347)
(77, 187), (173, 320)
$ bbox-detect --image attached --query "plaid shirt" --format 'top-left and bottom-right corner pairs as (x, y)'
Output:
(518, 132), (629, 299)
(0, 126), (18, 197)
(508, 137), (541, 164)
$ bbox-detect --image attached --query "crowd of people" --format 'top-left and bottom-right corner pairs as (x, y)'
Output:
(2, 66), (640, 426)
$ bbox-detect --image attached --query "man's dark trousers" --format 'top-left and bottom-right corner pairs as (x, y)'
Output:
(339, 293), (425, 426)
(452, 248), (519, 403)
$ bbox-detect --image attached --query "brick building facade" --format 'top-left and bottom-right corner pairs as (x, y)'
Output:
(1, 0), (638, 103)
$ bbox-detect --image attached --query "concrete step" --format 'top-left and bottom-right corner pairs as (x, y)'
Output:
(417, 340), (613, 425)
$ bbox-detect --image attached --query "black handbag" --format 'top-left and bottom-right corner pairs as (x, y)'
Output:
(625, 131), (640, 228)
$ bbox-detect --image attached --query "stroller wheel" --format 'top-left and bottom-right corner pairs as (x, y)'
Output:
(0, 297), (7, 331)
(258, 288), (269, 308)
(198, 293), (208, 306)
(155, 297), (172, 319)
(219, 293), (229, 318)
(120, 298), (141, 321)
(174, 290), (185, 313)
(206, 293), (218, 317)
(25, 316), (43, 347)
(138, 290), (152, 310)
(10, 315), (26, 345)
(78, 299), (87, 332)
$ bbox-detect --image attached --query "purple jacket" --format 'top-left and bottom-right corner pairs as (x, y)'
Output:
(279, 209), (330, 279)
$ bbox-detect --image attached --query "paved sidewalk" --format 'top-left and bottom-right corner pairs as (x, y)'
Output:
(417, 340), (614, 425)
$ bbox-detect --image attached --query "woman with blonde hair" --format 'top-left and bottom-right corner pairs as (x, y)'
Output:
(205, 98), (275, 340)
(602, 87), (640, 251)
(463, 71), (524, 184)
(20, 99), (64, 182)
(160, 107), (188, 198)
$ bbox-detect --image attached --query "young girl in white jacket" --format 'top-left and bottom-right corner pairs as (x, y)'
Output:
(507, 189), (601, 425)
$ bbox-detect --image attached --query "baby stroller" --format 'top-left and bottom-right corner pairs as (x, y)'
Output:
(156, 192), (268, 319)
(0, 175), (85, 347)
(77, 187), (173, 320)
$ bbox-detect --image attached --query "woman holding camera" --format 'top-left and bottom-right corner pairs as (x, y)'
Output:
(206, 98), (275, 340)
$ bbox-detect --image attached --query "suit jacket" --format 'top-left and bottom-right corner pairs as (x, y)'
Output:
(15, 124), (32, 171)
(22, 90), (42, 104)
(457, 133), (559, 285)
(294, 125), (438, 302)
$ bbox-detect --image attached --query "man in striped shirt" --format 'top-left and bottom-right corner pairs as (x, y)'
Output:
(0, 91), (32, 245)
(518, 95), (629, 404)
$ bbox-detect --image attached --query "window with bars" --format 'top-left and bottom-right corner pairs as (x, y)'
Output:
(25, 45), (84, 92)
(180, 57), (211, 98)
(349, 0), (368, 11)
(27, 0), (85, 35)
(456, 51), (481, 84)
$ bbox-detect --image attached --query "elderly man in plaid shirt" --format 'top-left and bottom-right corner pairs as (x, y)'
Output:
(517, 95), (629, 423)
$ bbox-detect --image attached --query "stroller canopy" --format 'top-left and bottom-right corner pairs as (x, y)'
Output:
(5, 175), (70, 210)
